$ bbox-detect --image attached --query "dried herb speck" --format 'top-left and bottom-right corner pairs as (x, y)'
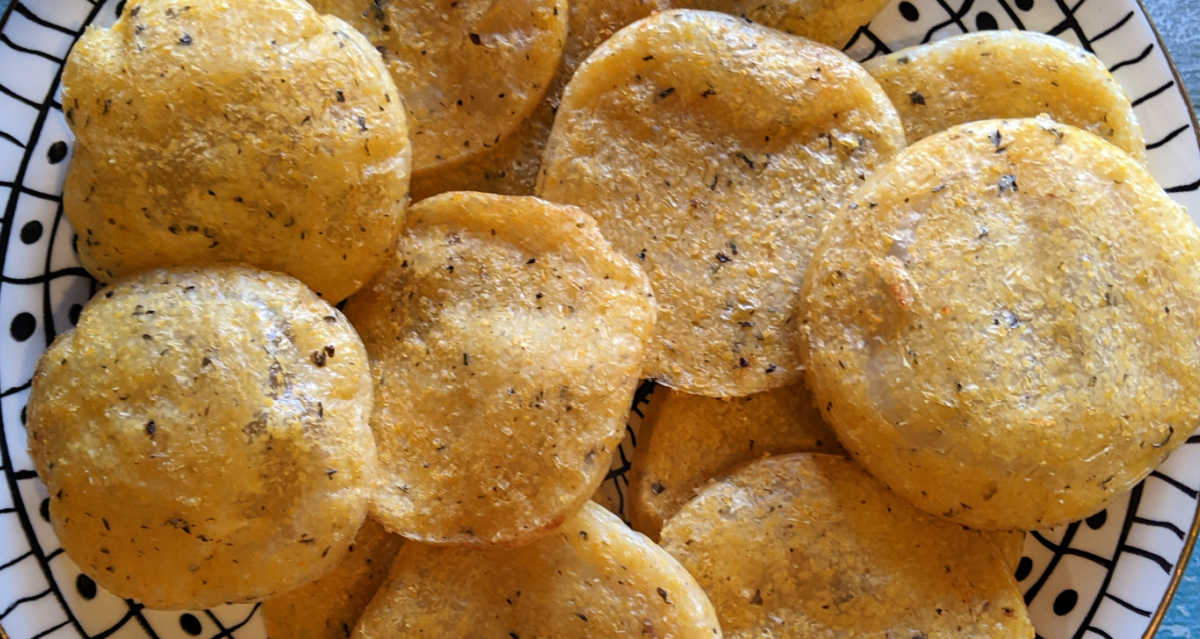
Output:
(998, 174), (1018, 194)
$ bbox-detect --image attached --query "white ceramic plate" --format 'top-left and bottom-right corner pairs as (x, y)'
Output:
(0, 1), (1196, 638)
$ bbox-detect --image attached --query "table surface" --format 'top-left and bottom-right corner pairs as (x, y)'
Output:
(0, 0), (1196, 636)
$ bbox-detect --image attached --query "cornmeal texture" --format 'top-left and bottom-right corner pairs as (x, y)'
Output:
(264, 518), (403, 639)
(539, 10), (905, 397)
(865, 31), (1145, 160)
(630, 383), (841, 539)
(660, 454), (1033, 638)
(311, 0), (566, 175)
(802, 117), (1200, 530)
(344, 192), (656, 545)
(62, 0), (411, 301)
(27, 266), (377, 609)
(354, 502), (722, 639)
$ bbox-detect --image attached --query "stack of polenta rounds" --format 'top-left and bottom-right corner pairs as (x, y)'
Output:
(24, 0), (1200, 637)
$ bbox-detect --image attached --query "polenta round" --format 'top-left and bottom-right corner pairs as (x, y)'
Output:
(62, 0), (411, 301)
(27, 266), (377, 609)
(539, 10), (905, 397)
(344, 192), (656, 546)
(660, 454), (1033, 638)
(802, 117), (1200, 530)
(865, 31), (1145, 159)
(311, 0), (566, 175)
(630, 383), (841, 539)
(354, 502), (721, 639)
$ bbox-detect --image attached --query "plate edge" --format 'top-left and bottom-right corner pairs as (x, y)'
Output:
(1132, 3), (1200, 635)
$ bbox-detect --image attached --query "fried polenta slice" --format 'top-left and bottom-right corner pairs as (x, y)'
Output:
(667, 0), (890, 47)
(344, 192), (655, 546)
(311, 0), (566, 175)
(630, 384), (841, 539)
(264, 518), (403, 639)
(62, 0), (411, 302)
(802, 117), (1200, 530)
(865, 31), (1145, 160)
(353, 502), (722, 638)
(660, 454), (1034, 638)
(538, 10), (905, 397)
(27, 266), (377, 610)
(410, 0), (671, 199)
(998, 531), (1026, 574)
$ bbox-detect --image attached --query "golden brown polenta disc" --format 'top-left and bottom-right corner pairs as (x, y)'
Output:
(264, 519), (403, 639)
(538, 9), (905, 397)
(660, 454), (1033, 638)
(27, 266), (377, 609)
(802, 117), (1200, 530)
(630, 384), (841, 539)
(353, 502), (722, 639)
(62, 0), (410, 301)
(344, 192), (656, 546)
(409, 0), (671, 200)
(865, 31), (1145, 160)
(311, 0), (566, 175)
(668, 0), (890, 47)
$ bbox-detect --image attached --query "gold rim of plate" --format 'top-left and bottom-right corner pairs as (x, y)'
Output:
(0, 2), (1195, 639)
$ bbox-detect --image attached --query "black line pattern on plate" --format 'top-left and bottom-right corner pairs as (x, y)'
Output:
(1089, 11), (1135, 44)
(1148, 470), (1197, 499)
(0, 2), (102, 638)
(1106, 592), (1152, 617)
(596, 380), (655, 524)
(1146, 123), (1192, 150)
(1131, 80), (1175, 107)
(1070, 484), (1144, 639)
(11, 3), (84, 37)
(1108, 43), (1155, 72)
(1030, 531), (1115, 569)
(1132, 516), (1186, 540)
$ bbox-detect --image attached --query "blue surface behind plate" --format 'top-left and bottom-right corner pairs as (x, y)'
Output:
(1, 0), (1196, 635)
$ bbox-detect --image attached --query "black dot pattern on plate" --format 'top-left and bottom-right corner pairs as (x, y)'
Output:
(180, 613), (203, 636)
(69, 303), (83, 326)
(74, 574), (97, 600)
(38, 497), (49, 522)
(1053, 589), (1079, 615)
(1015, 556), (1034, 581)
(1015, 0), (1035, 10)
(898, 1), (920, 22)
(10, 312), (36, 341)
(1086, 509), (1108, 530)
(19, 404), (26, 425)
(115, 0), (127, 18)
(47, 141), (69, 165)
(20, 220), (43, 245)
(976, 11), (999, 30)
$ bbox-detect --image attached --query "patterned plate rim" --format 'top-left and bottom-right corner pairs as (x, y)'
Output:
(0, 1), (1195, 638)
(1129, 4), (1200, 635)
